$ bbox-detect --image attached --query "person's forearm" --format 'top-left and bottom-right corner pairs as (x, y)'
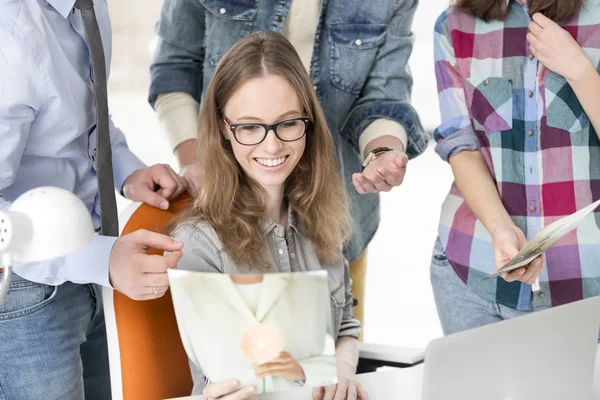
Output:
(335, 336), (359, 377)
(11, 234), (116, 287)
(174, 139), (199, 167)
(449, 150), (513, 234)
(568, 62), (600, 140)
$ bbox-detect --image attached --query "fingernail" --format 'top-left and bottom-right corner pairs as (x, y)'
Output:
(246, 386), (256, 394)
(230, 380), (240, 388)
(160, 201), (168, 210)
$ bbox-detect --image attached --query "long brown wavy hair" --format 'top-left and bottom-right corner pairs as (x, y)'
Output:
(169, 31), (352, 269)
(453, 0), (583, 22)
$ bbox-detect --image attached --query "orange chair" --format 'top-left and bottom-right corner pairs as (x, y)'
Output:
(103, 194), (194, 400)
(103, 195), (424, 400)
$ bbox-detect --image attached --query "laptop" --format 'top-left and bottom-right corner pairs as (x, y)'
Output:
(422, 296), (600, 400)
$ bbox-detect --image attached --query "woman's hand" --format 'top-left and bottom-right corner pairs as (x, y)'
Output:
(203, 379), (257, 400)
(490, 223), (544, 284)
(311, 377), (369, 400)
(527, 12), (594, 82)
(253, 351), (305, 381)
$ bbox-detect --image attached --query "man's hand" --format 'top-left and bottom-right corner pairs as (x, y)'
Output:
(352, 150), (408, 194)
(527, 13), (593, 82)
(490, 223), (544, 284)
(253, 351), (305, 381)
(203, 380), (258, 400)
(122, 164), (186, 210)
(180, 163), (201, 196)
(108, 229), (183, 300)
(312, 378), (369, 400)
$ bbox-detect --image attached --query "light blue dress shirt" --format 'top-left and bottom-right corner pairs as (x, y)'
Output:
(0, 0), (146, 287)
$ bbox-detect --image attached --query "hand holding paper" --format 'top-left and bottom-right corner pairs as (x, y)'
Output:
(490, 223), (544, 284)
(483, 199), (600, 281)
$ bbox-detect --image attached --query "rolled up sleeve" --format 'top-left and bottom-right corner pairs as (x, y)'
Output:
(433, 12), (479, 162)
(340, 0), (429, 160)
(148, 0), (207, 108)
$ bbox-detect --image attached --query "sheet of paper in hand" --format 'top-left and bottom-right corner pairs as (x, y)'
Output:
(168, 269), (337, 395)
(482, 198), (600, 281)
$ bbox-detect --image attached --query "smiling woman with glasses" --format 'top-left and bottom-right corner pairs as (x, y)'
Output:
(167, 31), (366, 400)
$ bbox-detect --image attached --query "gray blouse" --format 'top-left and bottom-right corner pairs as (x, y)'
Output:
(171, 209), (361, 340)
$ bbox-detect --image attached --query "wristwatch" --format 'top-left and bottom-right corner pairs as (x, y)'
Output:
(361, 146), (393, 171)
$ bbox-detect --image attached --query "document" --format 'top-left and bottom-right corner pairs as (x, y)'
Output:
(168, 270), (338, 394)
(483, 199), (600, 281)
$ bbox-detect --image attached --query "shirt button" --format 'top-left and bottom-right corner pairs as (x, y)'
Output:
(290, 253), (296, 259)
(529, 54), (535, 61)
(530, 205), (537, 212)
(313, 85), (318, 92)
(354, 39), (362, 46)
(528, 129), (534, 136)
(483, 79), (489, 86)
(538, 291), (545, 299)
(528, 91), (534, 98)
(315, 34), (320, 41)
(219, 7), (226, 14)
(278, 249), (284, 255)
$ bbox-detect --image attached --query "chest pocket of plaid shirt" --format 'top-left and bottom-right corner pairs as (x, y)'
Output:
(466, 76), (513, 135)
(545, 72), (590, 134)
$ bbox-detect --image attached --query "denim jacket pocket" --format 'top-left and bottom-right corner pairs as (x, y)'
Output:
(200, 0), (259, 21)
(0, 276), (57, 321)
(466, 76), (513, 135)
(544, 72), (590, 134)
(329, 23), (387, 95)
(200, 0), (259, 65)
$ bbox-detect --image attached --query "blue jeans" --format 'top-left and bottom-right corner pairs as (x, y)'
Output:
(430, 237), (549, 335)
(0, 273), (111, 399)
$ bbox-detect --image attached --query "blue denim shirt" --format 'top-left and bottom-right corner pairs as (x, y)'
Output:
(149, 0), (429, 262)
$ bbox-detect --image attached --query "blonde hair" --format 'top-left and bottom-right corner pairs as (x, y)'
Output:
(170, 32), (351, 269)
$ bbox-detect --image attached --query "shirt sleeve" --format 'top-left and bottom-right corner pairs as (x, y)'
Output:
(148, 0), (207, 107)
(340, 0), (428, 160)
(170, 223), (222, 273)
(0, 31), (43, 197)
(109, 117), (146, 192)
(338, 256), (361, 339)
(432, 11), (480, 162)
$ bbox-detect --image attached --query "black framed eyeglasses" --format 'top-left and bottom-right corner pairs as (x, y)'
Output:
(223, 116), (310, 146)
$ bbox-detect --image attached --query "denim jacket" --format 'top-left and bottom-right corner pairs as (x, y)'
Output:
(149, 0), (429, 261)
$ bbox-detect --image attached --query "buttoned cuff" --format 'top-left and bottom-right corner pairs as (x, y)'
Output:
(112, 146), (146, 192)
(63, 234), (118, 287)
(358, 118), (408, 159)
(155, 92), (200, 152)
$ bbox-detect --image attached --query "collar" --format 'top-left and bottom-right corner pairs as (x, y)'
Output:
(46, 0), (76, 18)
(261, 202), (299, 235)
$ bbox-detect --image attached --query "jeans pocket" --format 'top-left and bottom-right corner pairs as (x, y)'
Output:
(544, 72), (590, 134)
(0, 275), (57, 321)
(431, 237), (450, 267)
(329, 23), (387, 95)
(466, 76), (513, 134)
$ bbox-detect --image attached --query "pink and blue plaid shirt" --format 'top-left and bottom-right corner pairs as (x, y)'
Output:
(434, 0), (600, 310)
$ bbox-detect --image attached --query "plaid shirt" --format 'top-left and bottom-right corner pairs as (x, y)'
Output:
(433, 0), (600, 311)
